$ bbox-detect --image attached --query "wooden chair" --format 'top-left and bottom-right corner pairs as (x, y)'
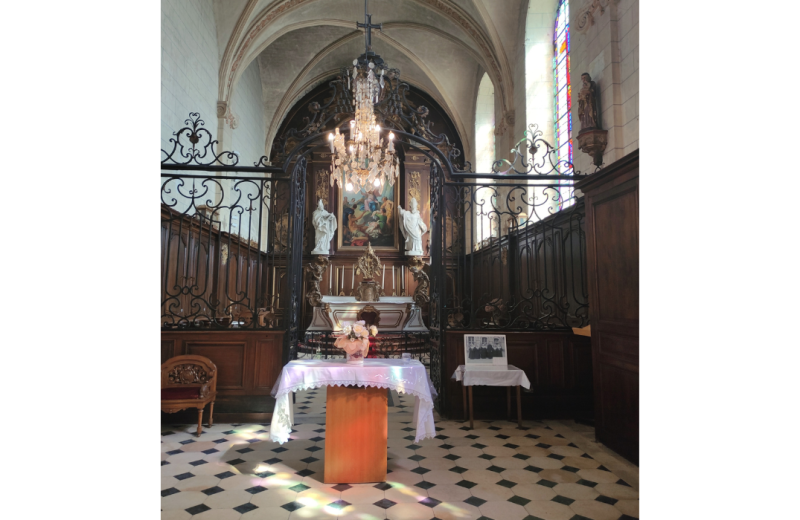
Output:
(161, 355), (217, 436)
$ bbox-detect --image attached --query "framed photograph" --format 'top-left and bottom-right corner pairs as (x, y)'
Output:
(464, 334), (508, 370)
(337, 181), (400, 251)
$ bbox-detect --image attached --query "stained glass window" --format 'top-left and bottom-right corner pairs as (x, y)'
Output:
(553, 0), (572, 174)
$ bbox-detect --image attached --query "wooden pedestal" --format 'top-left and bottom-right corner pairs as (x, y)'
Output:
(324, 385), (388, 484)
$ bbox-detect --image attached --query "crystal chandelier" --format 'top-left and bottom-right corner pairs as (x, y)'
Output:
(328, 5), (399, 192)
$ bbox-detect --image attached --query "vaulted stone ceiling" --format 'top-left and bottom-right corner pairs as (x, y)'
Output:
(212, 0), (528, 160)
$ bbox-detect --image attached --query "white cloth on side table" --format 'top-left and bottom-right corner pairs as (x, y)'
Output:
(269, 359), (437, 444)
(452, 365), (531, 388)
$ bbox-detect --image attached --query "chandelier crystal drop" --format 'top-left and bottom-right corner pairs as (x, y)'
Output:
(329, 7), (399, 191)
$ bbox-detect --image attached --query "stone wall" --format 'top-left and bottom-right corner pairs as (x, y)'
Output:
(506, 0), (639, 174)
(522, 0), (558, 145)
(161, 0), (267, 240)
(569, 0), (639, 171)
(161, 0), (219, 152)
(230, 59), (266, 163)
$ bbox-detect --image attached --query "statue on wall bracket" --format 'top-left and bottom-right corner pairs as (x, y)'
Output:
(311, 199), (337, 254)
(576, 72), (609, 167)
(398, 197), (428, 256)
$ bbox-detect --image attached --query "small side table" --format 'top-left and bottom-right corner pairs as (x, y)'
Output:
(452, 365), (532, 429)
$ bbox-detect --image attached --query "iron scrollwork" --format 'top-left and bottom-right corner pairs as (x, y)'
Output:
(161, 112), (240, 167)
(271, 63), (463, 168)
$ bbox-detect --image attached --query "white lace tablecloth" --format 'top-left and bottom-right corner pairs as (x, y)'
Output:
(269, 359), (437, 444)
(452, 365), (531, 388)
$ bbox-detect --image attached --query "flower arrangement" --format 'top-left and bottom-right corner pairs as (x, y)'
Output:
(334, 320), (378, 363)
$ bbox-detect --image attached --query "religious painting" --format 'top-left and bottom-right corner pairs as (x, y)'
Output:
(337, 181), (400, 251)
(464, 334), (508, 370)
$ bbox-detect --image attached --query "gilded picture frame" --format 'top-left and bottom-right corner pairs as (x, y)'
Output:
(337, 182), (400, 251)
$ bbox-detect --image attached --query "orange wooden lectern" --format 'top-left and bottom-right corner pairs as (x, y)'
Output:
(323, 385), (388, 483)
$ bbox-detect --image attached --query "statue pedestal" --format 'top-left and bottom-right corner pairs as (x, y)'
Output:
(308, 296), (428, 332)
(577, 128), (608, 167)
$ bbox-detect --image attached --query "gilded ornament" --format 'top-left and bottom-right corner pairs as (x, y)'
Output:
(407, 256), (430, 307)
(409, 171), (421, 204)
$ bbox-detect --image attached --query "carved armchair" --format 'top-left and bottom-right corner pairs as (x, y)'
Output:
(161, 355), (218, 436)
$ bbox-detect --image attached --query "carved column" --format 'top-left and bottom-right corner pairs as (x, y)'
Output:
(407, 256), (430, 309)
(304, 255), (330, 307)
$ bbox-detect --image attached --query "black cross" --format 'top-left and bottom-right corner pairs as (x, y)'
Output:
(356, 0), (382, 53)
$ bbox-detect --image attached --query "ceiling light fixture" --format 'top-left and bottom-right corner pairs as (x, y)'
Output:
(329, 0), (399, 191)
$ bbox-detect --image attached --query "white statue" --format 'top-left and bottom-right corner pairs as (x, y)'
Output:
(398, 197), (428, 256)
(311, 199), (337, 255)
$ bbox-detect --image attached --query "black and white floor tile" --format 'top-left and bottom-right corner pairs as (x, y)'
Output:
(162, 387), (639, 520)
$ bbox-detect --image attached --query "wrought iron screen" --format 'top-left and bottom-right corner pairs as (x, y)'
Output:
(429, 124), (590, 332)
(160, 113), (306, 359)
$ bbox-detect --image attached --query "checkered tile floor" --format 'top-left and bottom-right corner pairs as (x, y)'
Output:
(162, 388), (639, 520)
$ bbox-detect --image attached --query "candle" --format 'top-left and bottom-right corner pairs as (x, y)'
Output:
(352, 264), (355, 289)
(402, 266), (405, 292)
(382, 265), (385, 286)
(392, 265), (395, 291)
(329, 269), (332, 294)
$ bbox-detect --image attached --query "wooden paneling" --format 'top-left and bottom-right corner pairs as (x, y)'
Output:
(593, 188), (639, 323)
(576, 149), (639, 464)
(161, 331), (285, 423)
(254, 337), (283, 389)
(161, 340), (174, 364)
(161, 205), (280, 328)
(185, 342), (246, 388)
(450, 198), (588, 331)
(443, 331), (593, 421)
(324, 386), (388, 483)
(595, 364), (638, 452)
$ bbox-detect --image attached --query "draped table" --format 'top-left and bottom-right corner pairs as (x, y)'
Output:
(452, 365), (531, 429)
(270, 359), (437, 483)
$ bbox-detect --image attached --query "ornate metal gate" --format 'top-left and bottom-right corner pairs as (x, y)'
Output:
(160, 112), (307, 361)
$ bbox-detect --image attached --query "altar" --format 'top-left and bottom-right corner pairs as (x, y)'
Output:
(268, 358), (437, 483)
(307, 295), (428, 332)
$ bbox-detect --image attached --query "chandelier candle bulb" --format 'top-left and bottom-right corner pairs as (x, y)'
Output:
(329, 42), (400, 191)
